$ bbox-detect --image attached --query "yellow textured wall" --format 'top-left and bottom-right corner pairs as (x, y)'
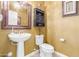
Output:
(0, 1), (46, 57)
(45, 1), (79, 57)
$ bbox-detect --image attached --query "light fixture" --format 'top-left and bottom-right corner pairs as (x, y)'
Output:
(13, 1), (27, 9)
(13, 2), (21, 9)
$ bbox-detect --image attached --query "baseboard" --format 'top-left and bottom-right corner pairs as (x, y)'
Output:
(54, 51), (68, 57)
(26, 50), (39, 57)
(26, 49), (68, 57)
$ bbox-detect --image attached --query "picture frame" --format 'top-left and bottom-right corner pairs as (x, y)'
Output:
(62, 1), (77, 16)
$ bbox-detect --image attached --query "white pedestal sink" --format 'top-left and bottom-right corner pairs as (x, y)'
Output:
(8, 32), (31, 57)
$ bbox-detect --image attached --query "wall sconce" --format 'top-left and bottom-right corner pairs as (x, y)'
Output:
(13, 1), (27, 9)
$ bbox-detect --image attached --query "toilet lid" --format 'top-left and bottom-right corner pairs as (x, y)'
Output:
(40, 43), (54, 50)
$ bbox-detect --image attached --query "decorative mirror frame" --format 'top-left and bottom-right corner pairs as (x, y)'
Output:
(1, 1), (32, 29)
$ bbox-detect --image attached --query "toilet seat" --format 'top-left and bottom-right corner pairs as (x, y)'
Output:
(40, 43), (54, 49)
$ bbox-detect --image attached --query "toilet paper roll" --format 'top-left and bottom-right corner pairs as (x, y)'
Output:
(60, 38), (65, 42)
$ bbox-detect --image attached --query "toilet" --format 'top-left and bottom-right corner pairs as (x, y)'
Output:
(35, 35), (54, 57)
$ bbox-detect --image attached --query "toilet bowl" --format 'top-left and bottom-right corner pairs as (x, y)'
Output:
(35, 35), (54, 57)
(39, 43), (54, 57)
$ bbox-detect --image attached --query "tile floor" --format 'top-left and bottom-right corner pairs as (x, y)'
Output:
(31, 51), (60, 57)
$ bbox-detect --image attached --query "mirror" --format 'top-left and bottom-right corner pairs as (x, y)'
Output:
(1, 1), (32, 29)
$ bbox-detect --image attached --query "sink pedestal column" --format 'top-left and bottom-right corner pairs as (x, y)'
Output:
(17, 41), (24, 57)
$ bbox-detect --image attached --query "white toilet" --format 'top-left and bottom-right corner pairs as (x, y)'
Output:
(35, 35), (54, 57)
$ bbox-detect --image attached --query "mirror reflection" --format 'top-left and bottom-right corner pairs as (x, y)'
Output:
(1, 1), (32, 29)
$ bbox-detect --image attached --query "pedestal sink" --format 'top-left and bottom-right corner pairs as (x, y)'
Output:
(8, 32), (31, 57)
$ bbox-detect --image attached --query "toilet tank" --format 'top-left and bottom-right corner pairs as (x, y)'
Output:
(35, 35), (44, 45)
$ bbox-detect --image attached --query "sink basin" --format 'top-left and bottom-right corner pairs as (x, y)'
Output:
(8, 32), (31, 42)
(8, 32), (31, 57)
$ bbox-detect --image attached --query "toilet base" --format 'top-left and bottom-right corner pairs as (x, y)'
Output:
(39, 50), (53, 57)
